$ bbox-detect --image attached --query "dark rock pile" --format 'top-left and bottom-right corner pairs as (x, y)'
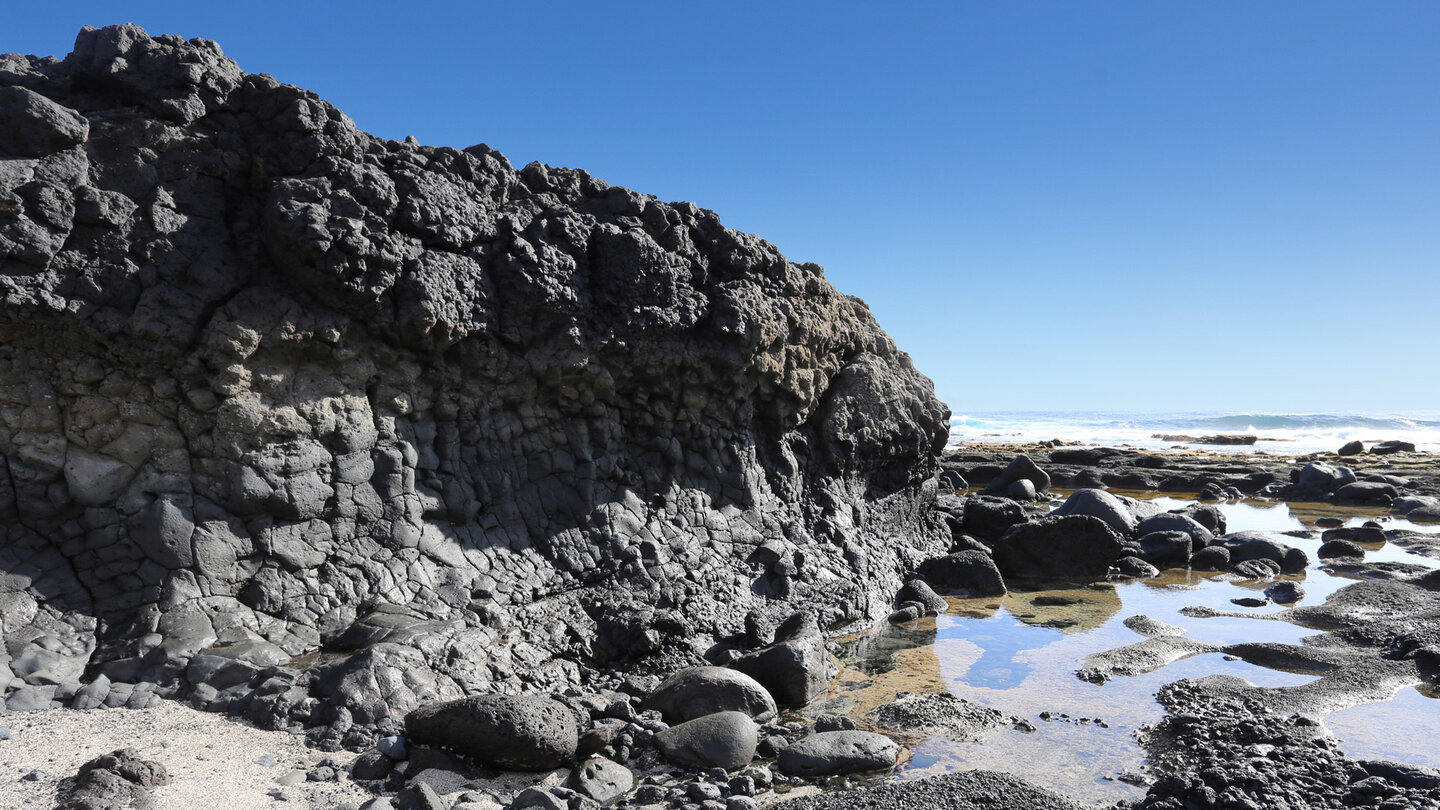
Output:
(0, 23), (950, 744)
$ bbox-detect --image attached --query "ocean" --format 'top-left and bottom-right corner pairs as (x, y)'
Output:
(947, 411), (1440, 455)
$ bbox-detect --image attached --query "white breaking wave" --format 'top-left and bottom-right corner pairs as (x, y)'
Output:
(947, 411), (1440, 454)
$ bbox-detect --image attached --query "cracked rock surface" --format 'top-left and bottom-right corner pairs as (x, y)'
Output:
(0, 24), (949, 743)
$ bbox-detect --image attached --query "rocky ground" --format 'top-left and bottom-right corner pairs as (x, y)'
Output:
(4, 21), (1440, 810)
(5, 443), (1437, 809)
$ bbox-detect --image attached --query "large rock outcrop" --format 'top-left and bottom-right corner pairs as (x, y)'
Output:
(0, 25), (948, 738)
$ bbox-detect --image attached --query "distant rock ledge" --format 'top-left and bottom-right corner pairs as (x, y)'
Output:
(0, 24), (949, 742)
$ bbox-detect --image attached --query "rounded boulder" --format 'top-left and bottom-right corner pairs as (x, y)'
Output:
(643, 666), (777, 724)
(777, 730), (900, 776)
(654, 710), (759, 771)
(404, 695), (577, 770)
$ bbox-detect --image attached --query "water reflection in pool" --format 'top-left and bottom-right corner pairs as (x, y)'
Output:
(824, 496), (1440, 804)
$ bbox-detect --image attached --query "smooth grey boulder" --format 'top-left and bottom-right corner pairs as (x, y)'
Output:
(1113, 556), (1160, 578)
(1136, 513), (1214, 549)
(730, 613), (833, 707)
(916, 551), (1006, 596)
(993, 515), (1125, 581)
(1297, 461), (1357, 494)
(643, 666), (777, 724)
(1137, 531), (1192, 566)
(983, 454), (1050, 497)
(777, 730), (900, 776)
(1051, 489), (1137, 536)
(896, 579), (949, 614)
(1332, 481), (1399, 506)
(1190, 545), (1231, 571)
(1371, 440), (1415, 455)
(654, 711), (758, 771)
(567, 757), (634, 805)
(404, 695), (577, 770)
(1220, 531), (1309, 574)
(1318, 539), (1365, 559)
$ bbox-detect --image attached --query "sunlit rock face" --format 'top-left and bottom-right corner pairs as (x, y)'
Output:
(0, 25), (948, 727)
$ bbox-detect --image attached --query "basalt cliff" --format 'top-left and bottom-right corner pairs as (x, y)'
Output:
(0, 25), (949, 744)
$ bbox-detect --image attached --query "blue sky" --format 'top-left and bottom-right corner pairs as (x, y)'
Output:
(9, 2), (1439, 413)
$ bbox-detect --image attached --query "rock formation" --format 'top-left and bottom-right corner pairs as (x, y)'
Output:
(0, 24), (949, 743)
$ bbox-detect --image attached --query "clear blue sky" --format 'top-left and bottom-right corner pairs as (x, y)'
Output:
(9, 2), (1439, 414)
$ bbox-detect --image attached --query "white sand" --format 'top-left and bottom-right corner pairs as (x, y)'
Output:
(0, 702), (372, 809)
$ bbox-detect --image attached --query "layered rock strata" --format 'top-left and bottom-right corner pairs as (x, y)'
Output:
(0, 24), (949, 741)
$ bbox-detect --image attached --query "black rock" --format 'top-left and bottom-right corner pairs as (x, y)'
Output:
(1332, 481), (1399, 506)
(1318, 539), (1366, 559)
(1338, 440), (1365, 456)
(0, 23), (951, 731)
(1371, 440), (1416, 455)
(1050, 489), (1137, 536)
(1264, 581), (1305, 604)
(730, 613), (833, 707)
(654, 711), (759, 771)
(1137, 531), (1193, 566)
(644, 667), (777, 725)
(1112, 556), (1160, 578)
(776, 730), (900, 776)
(404, 695), (577, 770)
(994, 515), (1125, 581)
(916, 551), (1007, 596)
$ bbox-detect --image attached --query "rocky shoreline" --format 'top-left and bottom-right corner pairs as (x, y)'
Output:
(3, 23), (1439, 810)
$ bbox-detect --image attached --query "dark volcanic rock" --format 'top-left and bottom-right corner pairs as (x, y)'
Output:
(916, 551), (1006, 596)
(404, 695), (577, 770)
(777, 730), (900, 777)
(993, 515), (1124, 581)
(730, 613), (834, 707)
(775, 769), (1085, 810)
(57, 748), (170, 810)
(1371, 440), (1416, 455)
(1050, 489), (1137, 536)
(0, 26), (950, 727)
(643, 666), (777, 724)
(654, 710), (759, 771)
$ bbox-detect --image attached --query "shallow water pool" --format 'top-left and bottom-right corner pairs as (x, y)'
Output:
(820, 497), (1440, 804)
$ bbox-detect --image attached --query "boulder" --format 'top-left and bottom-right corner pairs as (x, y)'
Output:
(654, 711), (758, 771)
(730, 613), (833, 707)
(404, 695), (577, 770)
(1337, 440), (1364, 456)
(1321, 526), (1386, 545)
(982, 454), (1050, 497)
(1135, 513), (1214, 549)
(777, 730), (900, 776)
(1332, 481), (1398, 506)
(1371, 440), (1415, 455)
(916, 551), (1006, 596)
(1296, 461), (1357, 494)
(1264, 581), (1305, 604)
(1220, 531), (1309, 574)
(1190, 545), (1231, 571)
(567, 757), (634, 805)
(1050, 489), (1137, 536)
(959, 496), (1032, 543)
(1318, 539), (1365, 559)
(1137, 531), (1193, 567)
(1112, 556), (1160, 578)
(643, 667), (777, 724)
(993, 515), (1125, 581)
(896, 579), (949, 614)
